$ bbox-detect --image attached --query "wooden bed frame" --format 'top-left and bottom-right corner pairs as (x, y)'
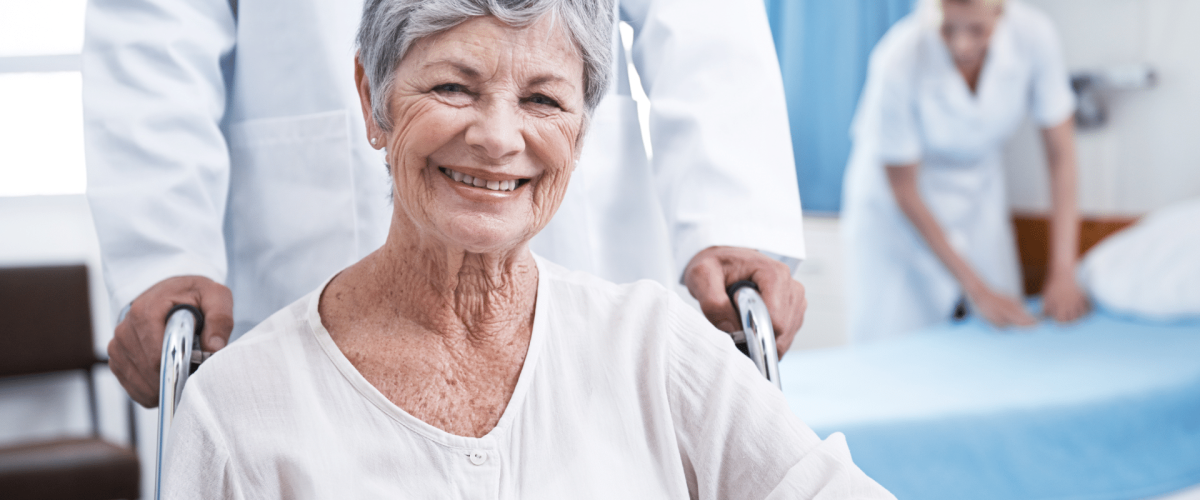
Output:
(1011, 213), (1139, 296)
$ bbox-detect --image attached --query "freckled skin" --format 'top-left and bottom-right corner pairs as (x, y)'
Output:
(319, 15), (586, 438)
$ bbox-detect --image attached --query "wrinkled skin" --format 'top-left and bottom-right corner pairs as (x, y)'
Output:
(321, 15), (586, 438)
(369, 19), (585, 258)
(109, 12), (808, 410)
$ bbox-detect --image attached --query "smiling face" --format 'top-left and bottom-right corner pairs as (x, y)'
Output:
(940, 0), (1003, 71)
(357, 14), (586, 255)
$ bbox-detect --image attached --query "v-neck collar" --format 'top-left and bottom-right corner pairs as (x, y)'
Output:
(305, 254), (550, 451)
(931, 11), (1014, 104)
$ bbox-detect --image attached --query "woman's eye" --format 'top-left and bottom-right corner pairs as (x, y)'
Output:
(433, 83), (468, 94)
(526, 94), (561, 109)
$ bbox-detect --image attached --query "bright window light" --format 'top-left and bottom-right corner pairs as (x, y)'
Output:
(0, 0), (87, 57)
(0, 72), (86, 196)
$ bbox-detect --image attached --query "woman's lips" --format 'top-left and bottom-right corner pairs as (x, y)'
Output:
(438, 167), (529, 192)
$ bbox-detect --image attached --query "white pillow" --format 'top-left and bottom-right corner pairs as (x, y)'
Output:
(1078, 198), (1200, 321)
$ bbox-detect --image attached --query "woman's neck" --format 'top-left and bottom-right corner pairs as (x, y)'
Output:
(326, 218), (539, 345)
(958, 60), (984, 94)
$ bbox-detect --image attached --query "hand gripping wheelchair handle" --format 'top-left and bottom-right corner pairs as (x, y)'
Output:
(726, 281), (782, 390)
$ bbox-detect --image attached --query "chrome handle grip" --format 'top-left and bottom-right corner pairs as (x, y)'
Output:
(727, 281), (782, 390)
(155, 305), (203, 500)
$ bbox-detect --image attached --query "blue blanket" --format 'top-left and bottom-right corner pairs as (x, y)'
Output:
(780, 309), (1200, 500)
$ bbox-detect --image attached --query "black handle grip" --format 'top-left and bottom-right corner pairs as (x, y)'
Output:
(166, 304), (205, 338)
(726, 280), (760, 310)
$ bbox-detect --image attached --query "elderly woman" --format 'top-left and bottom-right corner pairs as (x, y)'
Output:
(162, 0), (892, 497)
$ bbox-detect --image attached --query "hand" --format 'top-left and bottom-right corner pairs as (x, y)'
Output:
(1042, 272), (1089, 323)
(967, 285), (1037, 329)
(108, 276), (234, 408)
(682, 246), (806, 356)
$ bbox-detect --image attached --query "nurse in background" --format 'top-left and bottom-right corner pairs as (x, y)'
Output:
(842, 0), (1088, 342)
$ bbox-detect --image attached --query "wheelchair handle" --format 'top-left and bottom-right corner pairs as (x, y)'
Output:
(726, 281), (782, 390)
(155, 304), (204, 500)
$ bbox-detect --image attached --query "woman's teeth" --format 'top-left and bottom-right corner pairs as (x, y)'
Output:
(441, 167), (519, 192)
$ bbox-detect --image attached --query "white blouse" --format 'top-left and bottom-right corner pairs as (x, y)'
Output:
(163, 256), (893, 499)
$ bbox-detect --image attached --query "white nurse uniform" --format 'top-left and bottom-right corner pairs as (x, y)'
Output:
(841, 1), (1075, 342)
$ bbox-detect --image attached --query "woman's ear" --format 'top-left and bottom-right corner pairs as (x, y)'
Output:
(355, 53), (384, 150)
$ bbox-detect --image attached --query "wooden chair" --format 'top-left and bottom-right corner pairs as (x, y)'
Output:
(0, 265), (140, 500)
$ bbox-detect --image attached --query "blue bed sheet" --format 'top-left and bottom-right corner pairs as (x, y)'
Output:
(780, 308), (1200, 500)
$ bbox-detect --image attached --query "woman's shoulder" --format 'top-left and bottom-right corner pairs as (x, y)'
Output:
(866, 14), (927, 85)
(535, 255), (690, 316)
(534, 255), (732, 353)
(182, 290), (322, 403)
(163, 289), (332, 497)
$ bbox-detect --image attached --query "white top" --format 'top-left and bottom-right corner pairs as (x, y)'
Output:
(841, 0), (1075, 341)
(84, 0), (804, 337)
(163, 256), (892, 499)
(852, 0), (1075, 167)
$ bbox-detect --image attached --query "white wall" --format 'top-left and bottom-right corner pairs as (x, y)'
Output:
(792, 216), (848, 349)
(1005, 0), (1200, 216)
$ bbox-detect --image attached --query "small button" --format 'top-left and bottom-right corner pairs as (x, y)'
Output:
(469, 450), (487, 465)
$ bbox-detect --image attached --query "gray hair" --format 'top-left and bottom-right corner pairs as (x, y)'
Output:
(357, 0), (615, 132)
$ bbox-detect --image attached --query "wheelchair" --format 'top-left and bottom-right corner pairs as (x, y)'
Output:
(152, 282), (781, 499)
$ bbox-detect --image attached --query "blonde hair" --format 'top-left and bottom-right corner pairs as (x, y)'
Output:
(943, 0), (1005, 6)
(918, 0), (1006, 27)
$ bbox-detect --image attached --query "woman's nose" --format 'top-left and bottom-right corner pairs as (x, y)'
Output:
(465, 101), (526, 162)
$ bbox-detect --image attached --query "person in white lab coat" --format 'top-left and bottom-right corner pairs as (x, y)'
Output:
(841, 0), (1089, 342)
(84, 0), (806, 407)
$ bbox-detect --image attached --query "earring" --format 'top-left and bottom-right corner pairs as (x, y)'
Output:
(371, 137), (378, 146)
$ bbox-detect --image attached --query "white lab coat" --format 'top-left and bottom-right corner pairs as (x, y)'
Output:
(841, 1), (1074, 342)
(84, 0), (804, 339)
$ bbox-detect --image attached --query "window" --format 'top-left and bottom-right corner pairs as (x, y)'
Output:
(0, 0), (88, 197)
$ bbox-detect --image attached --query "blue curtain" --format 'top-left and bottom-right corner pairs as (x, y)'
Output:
(764, 0), (917, 213)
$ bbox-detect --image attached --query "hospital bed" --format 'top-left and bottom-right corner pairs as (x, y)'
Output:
(781, 306), (1200, 499)
(779, 214), (1200, 499)
(151, 282), (782, 499)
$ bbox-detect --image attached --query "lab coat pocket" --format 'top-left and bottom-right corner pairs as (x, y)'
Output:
(225, 110), (358, 326)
